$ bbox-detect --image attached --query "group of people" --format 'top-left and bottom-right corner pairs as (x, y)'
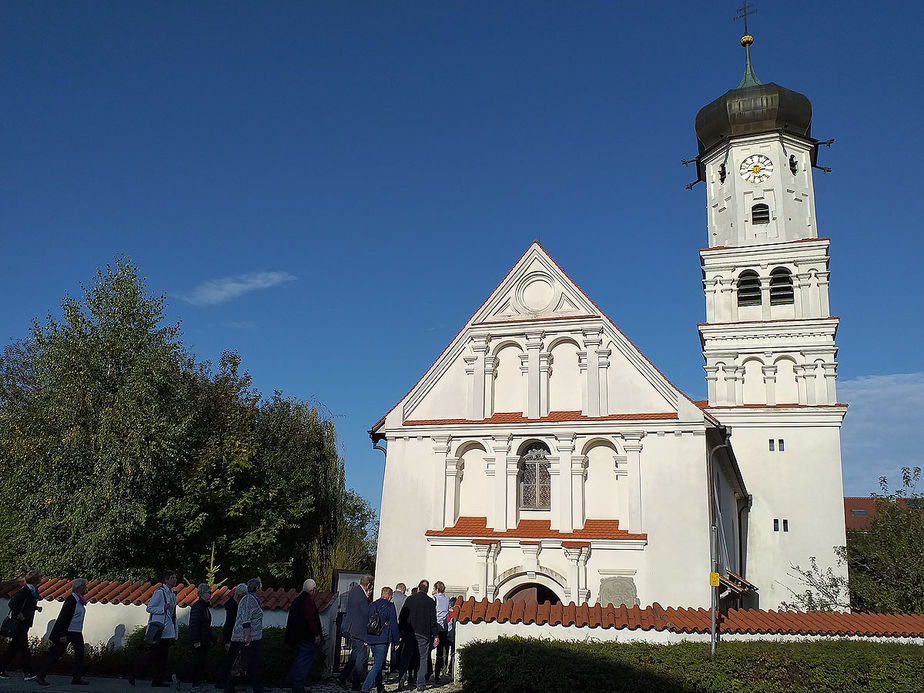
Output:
(0, 570), (324, 693)
(337, 576), (455, 693)
(0, 570), (454, 693)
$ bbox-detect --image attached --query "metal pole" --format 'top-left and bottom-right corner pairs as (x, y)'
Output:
(710, 523), (717, 657)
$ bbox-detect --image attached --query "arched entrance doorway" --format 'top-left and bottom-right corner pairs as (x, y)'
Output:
(505, 582), (561, 605)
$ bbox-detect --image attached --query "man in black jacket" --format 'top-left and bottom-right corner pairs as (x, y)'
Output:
(188, 584), (213, 693)
(217, 584), (241, 687)
(284, 578), (323, 693)
(0, 570), (43, 680)
(34, 578), (89, 686)
(397, 580), (439, 693)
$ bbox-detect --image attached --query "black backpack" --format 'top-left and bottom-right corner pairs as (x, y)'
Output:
(367, 606), (383, 636)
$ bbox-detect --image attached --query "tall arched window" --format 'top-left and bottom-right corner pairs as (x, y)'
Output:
(770, 267), (795, 305)
(737, 271), (761, 306)
(518, 444), (551, 510)
(751, 203), (770, 224)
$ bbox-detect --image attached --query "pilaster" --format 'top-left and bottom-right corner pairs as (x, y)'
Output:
(470, 335), (489, 420)
(582, 329), (602, 416)
(525, 332), (544, 419)
(622, 433), (645, 534)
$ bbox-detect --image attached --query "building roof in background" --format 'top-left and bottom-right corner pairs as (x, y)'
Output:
(0, 578), (335, 613)
(845, 497), (878, 530)
(455, 597), (924, 638)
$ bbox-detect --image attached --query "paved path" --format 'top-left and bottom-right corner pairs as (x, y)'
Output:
(0, 675), (461, 693)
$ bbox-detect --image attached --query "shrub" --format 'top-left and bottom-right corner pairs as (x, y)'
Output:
(459, 636), (924, 693)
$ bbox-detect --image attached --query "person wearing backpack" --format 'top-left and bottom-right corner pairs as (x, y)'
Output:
(0, 570), (43, 681)
(284, 578), (322, 693)
(360, 587), (399, 693)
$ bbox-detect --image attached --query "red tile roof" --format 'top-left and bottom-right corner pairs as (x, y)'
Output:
(405, 411), (679, 426)
(455, 597), (924, 638)
(426, 517), (647, 541)
(0, 578), (333, 612)
(845, 497), (877, 530)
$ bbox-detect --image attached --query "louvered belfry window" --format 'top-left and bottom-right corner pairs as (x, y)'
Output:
(770, 268), (795, 305)
(737, 270), (762, 307)
(751, 203), (770, 224)
(519, 445), (551, 510)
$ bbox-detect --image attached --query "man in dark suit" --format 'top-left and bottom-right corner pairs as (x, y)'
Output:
(337, 574), (373, 691)
(397, 580), (439, 693)
(34, 578), (89, 686)
(285, 579), (323, 693)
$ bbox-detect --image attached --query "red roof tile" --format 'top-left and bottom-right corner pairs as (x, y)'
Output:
(0, 578), (331, 613)
(455, 597), (924, 638)
(427, 517), (647, 541)
(405, 410), (679, 426)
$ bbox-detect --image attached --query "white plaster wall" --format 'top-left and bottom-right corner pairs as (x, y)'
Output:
(548, 341), (581, 412)
(404, 350), (469, 421)
(630, 432), (711, 608)
(0, 599), (288, 649)
(584, 444), (620, 521)
(493, 344), (524, 413)
(458, 445), (488, 519)
(724, 422), (848, 609)
(605, 351), (674, 414)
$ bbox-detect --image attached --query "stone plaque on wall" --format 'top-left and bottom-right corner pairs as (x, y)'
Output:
(598, 576), (639, 608)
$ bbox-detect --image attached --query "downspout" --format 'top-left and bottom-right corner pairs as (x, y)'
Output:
(708, 428), (732, 657)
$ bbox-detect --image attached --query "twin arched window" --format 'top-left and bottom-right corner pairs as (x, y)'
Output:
(518, 444), (551, 510)
(737, 268), (795, 307)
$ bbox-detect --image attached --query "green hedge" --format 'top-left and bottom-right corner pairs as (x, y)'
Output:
(34, 626), (325, 686)
(458, 636), (924, 693)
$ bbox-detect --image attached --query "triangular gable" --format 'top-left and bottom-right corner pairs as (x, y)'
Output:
(373, 242), (704, 430)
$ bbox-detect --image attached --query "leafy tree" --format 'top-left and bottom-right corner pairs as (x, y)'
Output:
(0, 258), (351, 587)
(782, 467), (924, 613)
(311, 490), (378, 590)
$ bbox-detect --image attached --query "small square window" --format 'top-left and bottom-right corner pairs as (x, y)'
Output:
(773, 519), (779, 532)
(851, 509), (869, 516)
(769, 439), (775, 452)
(778, 439), (785, 451)
(783, 519), (789, 532)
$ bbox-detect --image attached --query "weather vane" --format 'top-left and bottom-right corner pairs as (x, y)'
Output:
(734, 1), (756, 36)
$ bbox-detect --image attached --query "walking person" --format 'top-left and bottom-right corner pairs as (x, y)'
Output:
(397, 580), (439, 693)
(188, 584), (213, 693)
(388, 584), (407, 675)
(284, 579), (322, 693)
(432, 582), (451, 682)
(0, 570), (43, 680)
(129, 570), (179, 688)
(360, 587), (399, 693)
(217, 582), (242, 687)
(223, 577), (264, 693)
(34, 578), (89, 686)
(337, 574), (373, 691)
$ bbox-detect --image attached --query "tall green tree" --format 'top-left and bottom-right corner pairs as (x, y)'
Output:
(0, 259), (349, 586)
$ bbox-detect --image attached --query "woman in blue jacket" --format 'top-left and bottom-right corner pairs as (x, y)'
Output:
(361, 587), (400, 693)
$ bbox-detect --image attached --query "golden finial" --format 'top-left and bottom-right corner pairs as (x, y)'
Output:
(740, 34), (754, 47)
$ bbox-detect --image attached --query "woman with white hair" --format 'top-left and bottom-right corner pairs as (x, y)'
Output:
(224, 578), (264, 693)
(129, 570), (178, 688)
(34, 578), (90, 686)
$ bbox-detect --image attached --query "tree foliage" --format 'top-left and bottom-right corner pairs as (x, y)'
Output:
(0, 259), (359, 587)
(781, 467), (924, 613)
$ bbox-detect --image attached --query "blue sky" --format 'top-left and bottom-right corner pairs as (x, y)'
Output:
(3, 2), (922, 509)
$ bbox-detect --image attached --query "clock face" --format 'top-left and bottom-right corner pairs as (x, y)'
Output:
(739, 154), (774, 184)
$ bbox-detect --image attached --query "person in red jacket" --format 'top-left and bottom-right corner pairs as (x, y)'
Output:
(284, 578), (323, 693)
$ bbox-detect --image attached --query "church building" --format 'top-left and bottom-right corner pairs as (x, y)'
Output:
(371, 31), (848, 611)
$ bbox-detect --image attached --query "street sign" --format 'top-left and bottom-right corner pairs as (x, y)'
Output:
(709, 572), (720, 587)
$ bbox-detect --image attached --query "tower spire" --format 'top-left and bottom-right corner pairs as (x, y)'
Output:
(734, 2), (762, 89)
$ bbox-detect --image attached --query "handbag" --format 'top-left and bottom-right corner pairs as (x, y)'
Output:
(366, 608), (383, 636)
(230, 651), (248, 679)
(0, 612), (16, 638)
(144, 620), (165, 644)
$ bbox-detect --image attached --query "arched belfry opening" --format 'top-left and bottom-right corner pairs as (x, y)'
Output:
(505, 583), (562, 605)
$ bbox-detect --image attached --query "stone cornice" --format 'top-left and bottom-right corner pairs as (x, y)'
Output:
(706, 404), (847, 427)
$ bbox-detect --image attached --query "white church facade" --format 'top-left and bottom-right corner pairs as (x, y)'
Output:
(371, 34), (848, 611)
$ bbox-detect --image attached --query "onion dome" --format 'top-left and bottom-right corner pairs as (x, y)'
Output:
(694, 33), (813, 155)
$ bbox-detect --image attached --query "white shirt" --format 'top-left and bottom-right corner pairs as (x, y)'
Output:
(68, 596), (85, 633)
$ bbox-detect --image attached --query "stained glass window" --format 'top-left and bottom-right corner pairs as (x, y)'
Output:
(518, 445), (551, 510)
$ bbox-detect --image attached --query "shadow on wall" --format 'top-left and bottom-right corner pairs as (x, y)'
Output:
(107, 624), (126, 650)
(460, 636), (698, 693)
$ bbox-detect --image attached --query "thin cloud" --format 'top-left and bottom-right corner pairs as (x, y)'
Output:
(839, 373), (924, 496)
(179, 271), (297, 306)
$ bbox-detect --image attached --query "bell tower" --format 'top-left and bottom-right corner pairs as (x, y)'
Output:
(693, 23), (848, 608)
